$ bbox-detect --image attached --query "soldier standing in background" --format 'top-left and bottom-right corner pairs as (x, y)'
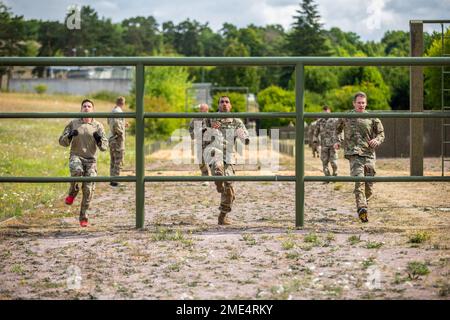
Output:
(108, 96), (128, 187)
(308, 119), (320, 158)
(314, 105), (339, 178)
(188, 103), (210, 186)
(59, 99), (108, 227)
(334, 92), (385, 223)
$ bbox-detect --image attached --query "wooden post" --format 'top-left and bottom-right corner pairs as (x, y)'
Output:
(410, 21), (424, 176)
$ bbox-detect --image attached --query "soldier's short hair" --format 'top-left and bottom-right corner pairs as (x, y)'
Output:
(116, 96), (126, 105)
(353, 92), (367, 101)
(81, 99), (94, 108)
(218, 95), (231, 104)
(323, 105), (331, 111)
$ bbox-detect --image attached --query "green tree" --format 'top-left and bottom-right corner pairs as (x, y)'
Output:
(257, 86), (295, 128)
(325, 27), (365, 56)
(285, 0), (331, 56)
(288, 66), (339, 93)
(210, 39), (260, 92)
(199, 26), (224, 57)
(325, 83), (390, 112)
(62, 6), (124, 56)
(121, 16), (162, 56)
(424, 28), (450, 110)
(381, 30), (409, 56)
(378, 30), (410, 110)
(129, 65), (192, 139)
(0, 3), (29, 89)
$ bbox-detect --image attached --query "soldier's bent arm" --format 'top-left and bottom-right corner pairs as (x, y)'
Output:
(334, 119), (345, 144)
(373, 118), (385, 144)
(59, 122), (73, 147)
(96, 125), (109, 151)
(313, 120), (321, 142)
(188, 118), (194, 139)
(112, 119), (125, 138)
(235, 119), (250, 143)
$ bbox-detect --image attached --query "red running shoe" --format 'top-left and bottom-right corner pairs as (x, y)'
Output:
(79, 218), (88, 227)
(65, 195), (75, 205)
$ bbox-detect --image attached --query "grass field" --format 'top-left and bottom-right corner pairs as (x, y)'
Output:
(0, 92), (136, 220)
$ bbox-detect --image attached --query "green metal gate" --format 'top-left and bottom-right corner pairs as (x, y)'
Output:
(1, 57), (450, 228)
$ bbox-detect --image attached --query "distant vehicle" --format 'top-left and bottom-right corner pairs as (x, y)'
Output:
(67, 68), (95, 79)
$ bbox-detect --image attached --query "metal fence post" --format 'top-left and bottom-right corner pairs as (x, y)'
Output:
(295, 64), (305, 227)
(136, 64), (145, 229)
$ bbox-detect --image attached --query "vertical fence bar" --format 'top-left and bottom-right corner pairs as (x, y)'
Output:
(295, 63), (305, 227)
(135, 64), (145, 228)
(410, 21), (424, 176)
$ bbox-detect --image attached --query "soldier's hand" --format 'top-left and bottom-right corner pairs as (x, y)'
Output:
(93, 131), (102, 144)
(68, 129), (79, 139)
(212, 121), (221, 129)
(333, 143), (340, 150)
(368, 139), (380, 148)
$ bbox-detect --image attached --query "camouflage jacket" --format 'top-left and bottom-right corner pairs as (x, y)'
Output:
(334, 110), (385, 159)
(314, 117), (339, 147)
(107, 106), (126, 150)
(188, 118), (209, 149)
(308, 120), (318, 144)
(205, 116), (249, 163)
(59, 119), (108, 160)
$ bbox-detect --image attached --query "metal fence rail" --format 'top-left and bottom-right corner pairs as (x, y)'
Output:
(1, 57), (450, 228)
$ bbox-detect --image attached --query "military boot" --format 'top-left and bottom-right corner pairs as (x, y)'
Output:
(218, 212), (231, 225)
(357, 207), (368, 223)
(79, 212), (89, 227)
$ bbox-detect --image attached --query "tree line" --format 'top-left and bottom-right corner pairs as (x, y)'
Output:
(1, 0), (448, 124)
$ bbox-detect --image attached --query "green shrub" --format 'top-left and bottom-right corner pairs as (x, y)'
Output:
(92, 90), (121, 102)
(33, 84), (47, 94)
(408, 231), (431, 244)
(406, 261), (430, 279)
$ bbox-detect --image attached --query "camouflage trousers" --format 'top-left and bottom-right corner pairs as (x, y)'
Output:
(109, 143), (124, 177)
(199, 163), (210, 176)
(312, 142), (320, 158)
(198, 148), (210, 176)
(210, 161), (235, 214)
(68, 155), (97, 219)
(321, 145), (338, 176)
(348, 155), (376, 210)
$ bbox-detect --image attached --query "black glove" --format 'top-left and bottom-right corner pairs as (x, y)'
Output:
(68, 129), (78, 139)
(93, 131), (102, 144)
(245, 138), (250, 145)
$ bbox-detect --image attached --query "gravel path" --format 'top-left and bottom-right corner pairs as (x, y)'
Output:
(0, 155), (449, 300)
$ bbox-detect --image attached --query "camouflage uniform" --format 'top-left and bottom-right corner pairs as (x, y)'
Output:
(335, 110), (385, 210)
(204, 117), (249, 224)
(188, 118), (209, 176)
(314, 118), (339, 176)
(107, 106), (126, 178)
(59, 119), (108, 221)
(308, 120), (320, 157)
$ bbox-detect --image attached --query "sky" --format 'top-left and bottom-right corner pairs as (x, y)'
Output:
(4, 0), (450, 41)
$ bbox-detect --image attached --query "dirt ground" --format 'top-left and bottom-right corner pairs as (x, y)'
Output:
(0, 149), (449, 300)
